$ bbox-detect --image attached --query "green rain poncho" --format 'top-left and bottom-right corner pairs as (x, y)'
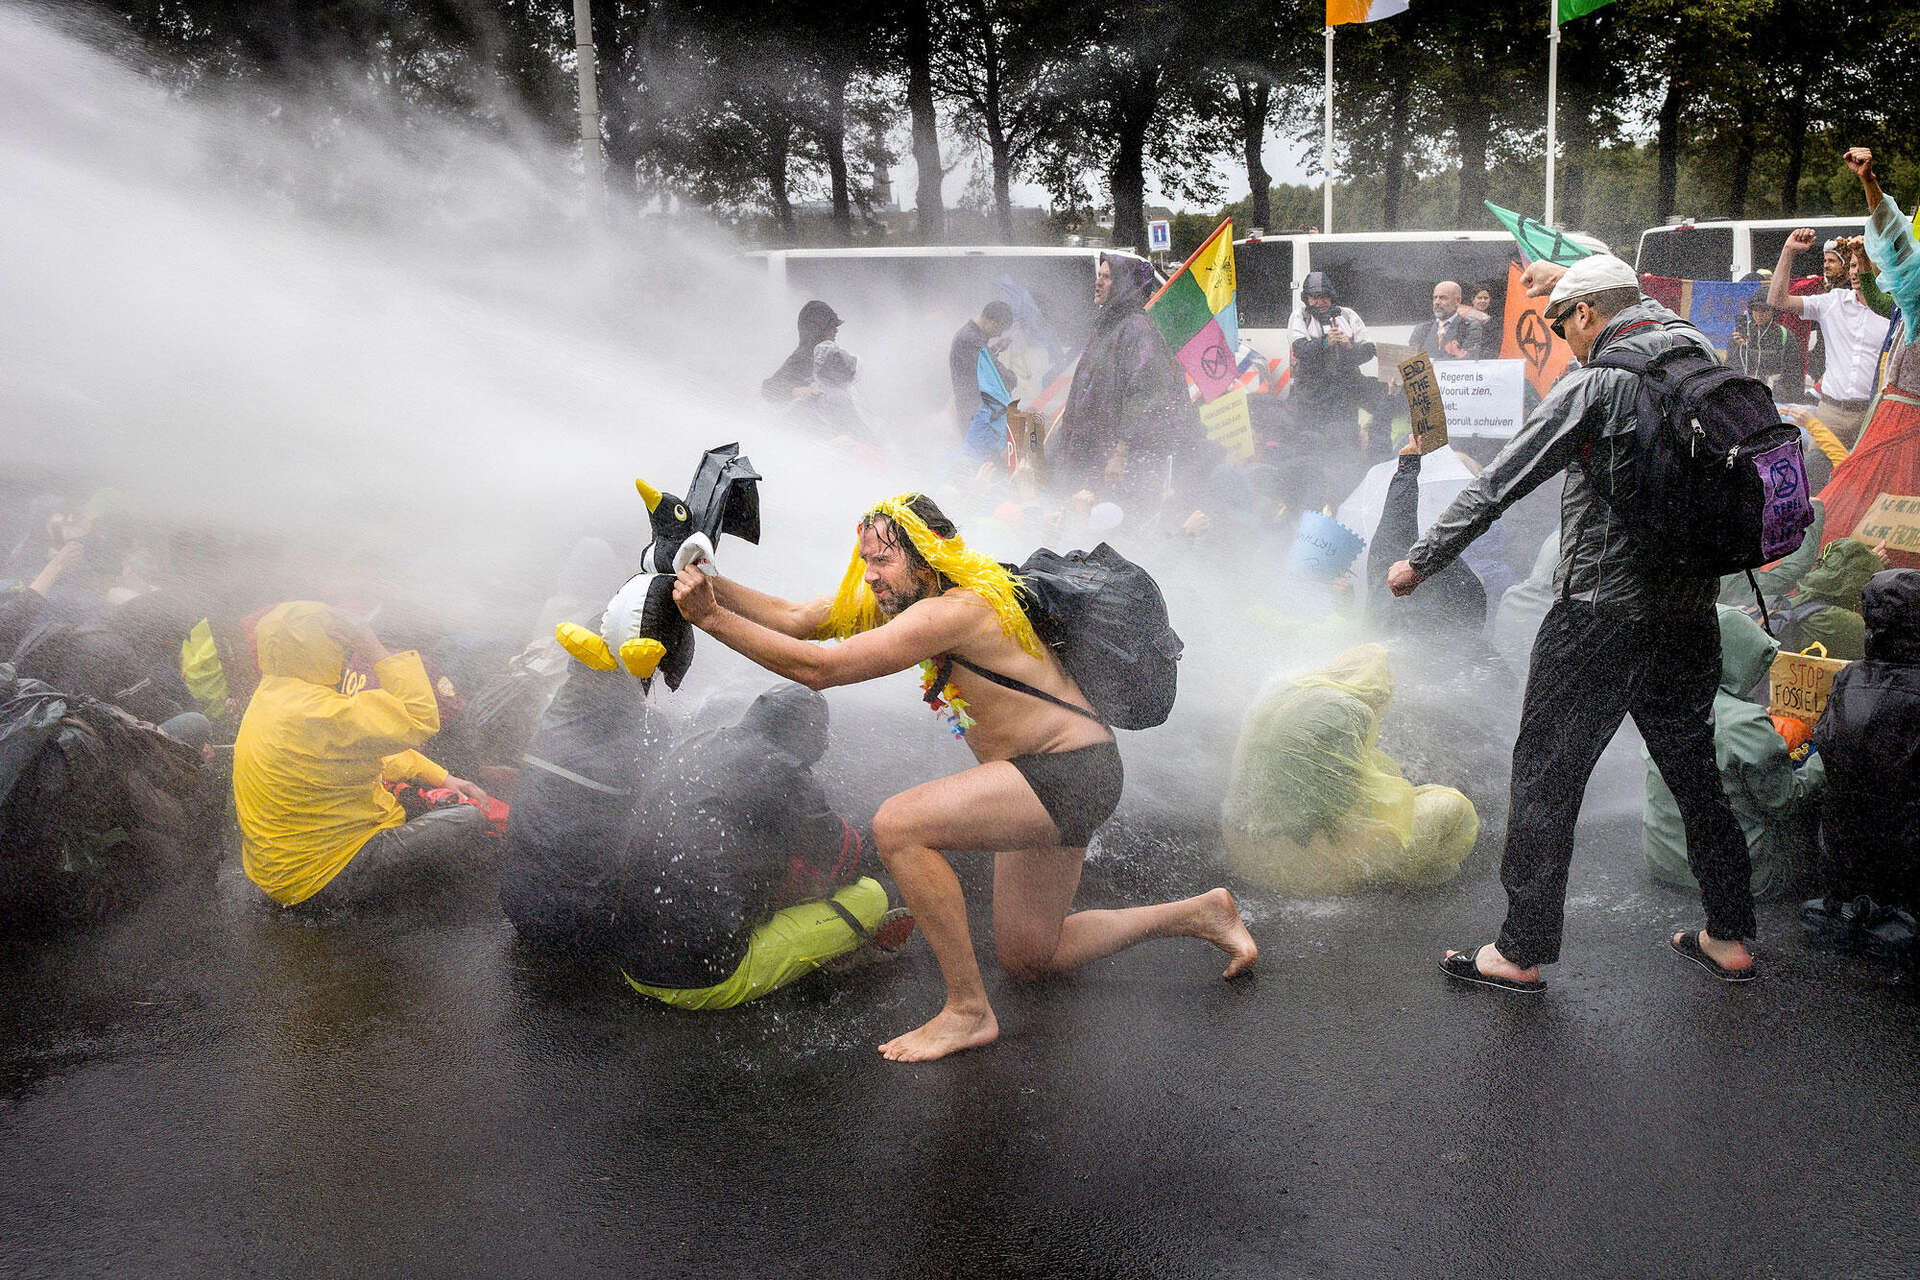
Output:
(1776, 537), (1889, 662)
(1641, 605), (1824, 900)
(1224, 644), (1478, 896)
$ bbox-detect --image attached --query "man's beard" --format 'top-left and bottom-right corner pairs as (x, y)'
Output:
(874, 578), (931, 616)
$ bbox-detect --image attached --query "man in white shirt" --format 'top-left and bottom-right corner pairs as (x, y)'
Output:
(1768, 226), (1891, 446)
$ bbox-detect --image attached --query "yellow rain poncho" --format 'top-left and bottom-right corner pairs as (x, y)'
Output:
(234, 601), (448, 906)
(1224, 644), (1477, 895)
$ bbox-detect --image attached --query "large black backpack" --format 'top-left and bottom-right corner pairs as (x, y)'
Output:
(1585, 338), (1814, 577)
(943, 543), (1184, 730)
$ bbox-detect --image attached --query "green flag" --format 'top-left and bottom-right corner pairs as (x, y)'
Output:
(1557, 0), (1619, 19)
(1485, 201), (1595, 265)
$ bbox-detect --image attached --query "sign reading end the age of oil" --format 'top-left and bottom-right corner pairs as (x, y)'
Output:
(1768, 647), (1850, 723)
(1852, 493), (1920, 554)
(1396, 352), (1448, 451)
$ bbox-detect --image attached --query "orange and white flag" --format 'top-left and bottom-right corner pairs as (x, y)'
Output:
(1327, 0), (1409, 23)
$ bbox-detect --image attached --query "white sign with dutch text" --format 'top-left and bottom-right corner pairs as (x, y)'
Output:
(1432, 359), (1526, 439)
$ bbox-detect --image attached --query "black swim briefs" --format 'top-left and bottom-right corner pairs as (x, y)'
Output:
(1008, 740), (1124, 849)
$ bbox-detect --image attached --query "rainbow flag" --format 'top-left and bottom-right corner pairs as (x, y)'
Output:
(1146, 218), (1238, 402)
(1327, 0), (1409, 24)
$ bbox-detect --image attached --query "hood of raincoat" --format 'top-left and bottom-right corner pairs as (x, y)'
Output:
(1797, 538), (1887, 611)
(1863, 568), (1920, 663)
(1716, 604), (1778, 695)
(1096, 253), (1156, 330)
(736, 680), (829, 765)
(1293, 642), (1395, 719)
(255, 601), (347, 686)
(797, 299), (841, 346)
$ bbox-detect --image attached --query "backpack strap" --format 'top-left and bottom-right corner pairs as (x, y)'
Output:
(1747, 569), (1774, 638)
(948, 654), (1108, 727)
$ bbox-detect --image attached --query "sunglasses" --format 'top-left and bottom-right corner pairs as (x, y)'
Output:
(1547, 302), (1580, 340)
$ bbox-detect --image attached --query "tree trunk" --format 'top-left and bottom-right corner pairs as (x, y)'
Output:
(1778, 80), (1810, 216)
(593, 0), (639, 197)
(1655, 70), (1681, 224)
(1108, 65), (1158, 253)
(989, 129), (1016, 244)
(767, 125), (796, 243)
(1235, 78), (1272, 231)
(1381, 70), (1412, 231)
(1727, 105), (1757, 219)
(823, 69), (853, 243)
(1453, 100), (1491, 227)
(904, 0), (945, 242)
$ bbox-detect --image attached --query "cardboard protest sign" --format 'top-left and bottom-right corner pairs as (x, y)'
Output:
(1396, 353), (1448, 452)
(1005, 405), (1047, 481)
(1433, 358), (1526, 438)
(1852, 493), (1920, 556)
(1199, 386), (1256, 462)
(1768, 648), (1850, 723)
(1500, 261), (1572, 399)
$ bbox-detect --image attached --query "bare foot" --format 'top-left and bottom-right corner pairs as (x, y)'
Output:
(878, 1003), (999, 1063)
(1445, 943), (1540, 985)
(1195, 887), (1258, 978)
(1675, 930), (1752, 972)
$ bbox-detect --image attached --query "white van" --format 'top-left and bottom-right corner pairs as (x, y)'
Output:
(747, 245), (1149, 415)
(1635, 217), (1865, 283)
(1233, 230), (1534, 371)
(749, 245), (1146, 353)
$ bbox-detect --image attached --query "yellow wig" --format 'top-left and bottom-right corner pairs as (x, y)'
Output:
(819, 493), (1042, 658)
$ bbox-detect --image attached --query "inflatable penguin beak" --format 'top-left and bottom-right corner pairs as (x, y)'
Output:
(635, 477), (662, 512)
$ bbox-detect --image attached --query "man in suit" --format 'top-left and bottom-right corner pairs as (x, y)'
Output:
(1411, 281), (1484, 361)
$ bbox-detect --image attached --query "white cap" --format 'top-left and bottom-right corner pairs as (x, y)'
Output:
(1545, 253), (1640, 315)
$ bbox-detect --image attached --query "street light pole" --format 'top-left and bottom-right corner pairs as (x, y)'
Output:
(572, 0), (604, 201)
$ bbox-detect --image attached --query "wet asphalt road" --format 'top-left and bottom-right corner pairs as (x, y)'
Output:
(3, 735), (1917, 1280)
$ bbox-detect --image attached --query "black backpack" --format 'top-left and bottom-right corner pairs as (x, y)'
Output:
(942, 543), (1184, 730)
(1585, 338), (1814, 577)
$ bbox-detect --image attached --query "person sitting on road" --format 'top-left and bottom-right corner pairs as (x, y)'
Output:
(234, 602), (491, 909)
(614, 681), (901, 1009)
(1642, 606), (1823, 901)
(498, 655), (666, 958)
(1806, 569), (1920, 916)
(1224, 643), (1479, 897)
(1762, 537), (1888, 663)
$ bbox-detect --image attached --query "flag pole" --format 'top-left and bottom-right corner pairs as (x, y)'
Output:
(1323, 24), (1335, 232)
(1544, 0), (1559, 225)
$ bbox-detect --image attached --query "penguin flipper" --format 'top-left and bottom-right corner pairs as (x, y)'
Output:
(556, 622), (619, 671)
(618, 637), (667, 679)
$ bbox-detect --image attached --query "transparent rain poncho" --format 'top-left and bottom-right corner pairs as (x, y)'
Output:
(1224, 644), (1478, 895)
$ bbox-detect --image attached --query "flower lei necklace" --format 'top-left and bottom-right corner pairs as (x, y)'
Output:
(919, 657), (974, 738)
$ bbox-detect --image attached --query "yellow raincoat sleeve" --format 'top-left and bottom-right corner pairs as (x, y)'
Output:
(380, 750), (449, 788)
(304, 650), (443, 755)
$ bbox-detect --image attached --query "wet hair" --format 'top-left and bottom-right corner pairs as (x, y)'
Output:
(981, 300), (1014, 327)
(861, 493), (956, 584)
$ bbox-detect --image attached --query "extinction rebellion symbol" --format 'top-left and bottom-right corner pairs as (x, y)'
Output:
(1200, 342), (1234, 381)
(1515, 311), (1551, 373)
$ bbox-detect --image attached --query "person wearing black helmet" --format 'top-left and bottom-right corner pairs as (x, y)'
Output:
(1286, 271), (1377, 504)
(762, 299), (843, 403)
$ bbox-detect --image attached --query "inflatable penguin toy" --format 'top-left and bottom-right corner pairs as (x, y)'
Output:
(556, 443), (761, 689)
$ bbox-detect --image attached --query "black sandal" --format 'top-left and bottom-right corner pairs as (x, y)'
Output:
(1439, 946), (1546, 994)
(1669, 931), (1755, 983)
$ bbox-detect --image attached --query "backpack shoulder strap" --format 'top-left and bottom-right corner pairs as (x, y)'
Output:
(949, 654), (1107, 726)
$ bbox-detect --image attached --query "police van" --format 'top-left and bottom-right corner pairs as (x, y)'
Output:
(1634, 217), (1865, 283)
